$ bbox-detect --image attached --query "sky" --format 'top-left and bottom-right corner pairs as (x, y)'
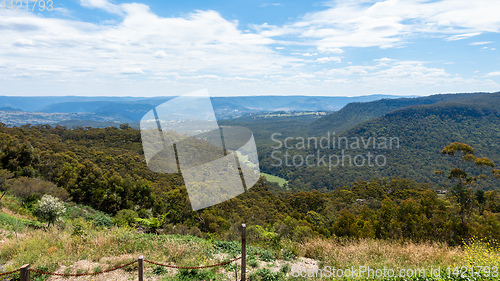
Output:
(0, 0), (499, 97)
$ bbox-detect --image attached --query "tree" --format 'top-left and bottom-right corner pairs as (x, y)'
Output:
(476, 189), (486, 215)
(8, 177), (69, 203)
(333, 208), (356, 237)
(0, 137), (39, 176)
(0, 169), (13, 202)
(494, 169), (500, 179)
(33, 195), (66, 227)
(475, 157), (495, 179)
(441, 142), (496, 237)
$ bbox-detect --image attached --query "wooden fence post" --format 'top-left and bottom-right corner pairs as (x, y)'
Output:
(241, 224), (246, 281)
(138, 256), (144, 281)
(20, 264), (30, 281)
(235, 264), (238, 281)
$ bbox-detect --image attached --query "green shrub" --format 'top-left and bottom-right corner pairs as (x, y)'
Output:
(93, 265), (102, 273)
(249, 268), (283, 281)
(0, 212), (42, 230)
(92, 213), (113, 227)
(224, 261), (239, 274)
(113, 209), (139, 227)
(171, 268), (220, 280)
(280, 249), (295, 261)
(64, 204), (113, 228)
(280, 263), (291, 274)
(259, 250), (275, 262)
(70, 218), (94, 237)
(33, 195), (66, 227)
(213, 240), (241, 256)
(248, 258), (259, 268)
(152, 265), (168, 275)
(31, 264), (57, 281)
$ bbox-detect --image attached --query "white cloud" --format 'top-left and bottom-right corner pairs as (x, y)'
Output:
(317, 60), (451, 85)
(79, 0), (124, 15)
(0, 6), (299, 85)
(259, 3), (282, 7)
(1, 0), (499, 96)
(375, 57), (392, 62)
(307, 59), (499, 95)
(470, 41), (493, 45)
(295, 73), (316, 78)
(11, 73), (33, 78)
(12, 39), (34, 47)
(316, 56), (341, 63)
(486, 71), (500, 77)
(191, 74), (220, 79)
(261, 0), (500, 50)
(52, 7), (73, 17)
(374, 57), (393, 66)
(446, 32), (481, 41)
(318, 47), (344, 54)
(321, 65), (378, 76)
(120, 68), (144, 75)
(154, 51), (168, 58)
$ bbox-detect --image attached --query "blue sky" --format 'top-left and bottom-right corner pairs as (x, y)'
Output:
(0, 0), (499, 96)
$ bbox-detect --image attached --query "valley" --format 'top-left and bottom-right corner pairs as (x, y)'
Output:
(1, 91), (500, 280)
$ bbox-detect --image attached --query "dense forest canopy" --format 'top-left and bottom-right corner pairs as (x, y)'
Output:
(1, 113), (500, 246)
(251, 93), (500, 190)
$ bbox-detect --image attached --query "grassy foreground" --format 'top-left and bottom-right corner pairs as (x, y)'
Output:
(1, 195), (500, 280)
(1, 217), (497, 281)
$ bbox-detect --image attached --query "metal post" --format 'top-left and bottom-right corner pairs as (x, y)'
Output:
(20, 264), (30, 281)
(138, 256), (144, 281)
(241, 224), (246, 281)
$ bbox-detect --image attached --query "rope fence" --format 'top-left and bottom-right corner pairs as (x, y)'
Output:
(0, 255), (242, 280)
(0, 224), (248, 281)
(29, 260), (138, 277)
(144, 256), (241, 269)
(0, 268), (21, 276)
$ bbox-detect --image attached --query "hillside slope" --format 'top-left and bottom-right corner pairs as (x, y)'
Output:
(309, 92), (496, 135)
(262, 93), (500, 190)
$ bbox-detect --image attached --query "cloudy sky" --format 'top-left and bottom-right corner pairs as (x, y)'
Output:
(1, 0), (499, 96)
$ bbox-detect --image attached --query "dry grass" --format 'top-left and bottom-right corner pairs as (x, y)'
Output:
(0, 220), (214, 274)
(0, 204), (479, 281)
(299, 237), (460, 269)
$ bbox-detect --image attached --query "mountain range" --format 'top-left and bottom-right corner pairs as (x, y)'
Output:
(0, 95), (403, 127)
(252, 91), (500, 190)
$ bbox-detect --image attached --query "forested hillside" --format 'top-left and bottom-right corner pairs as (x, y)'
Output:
(308, 92), (496, 135)
(260, 92), (500, 190)
(1, 121), (500, 247)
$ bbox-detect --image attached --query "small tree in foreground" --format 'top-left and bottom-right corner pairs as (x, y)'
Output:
(34, 194), (66, 227)
(441, 142), (496, 237)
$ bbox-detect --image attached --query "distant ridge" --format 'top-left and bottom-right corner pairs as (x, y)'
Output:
(0, 95), (405, 126)
(0, 106), (23, 111)
(309, 92), (497, 135)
